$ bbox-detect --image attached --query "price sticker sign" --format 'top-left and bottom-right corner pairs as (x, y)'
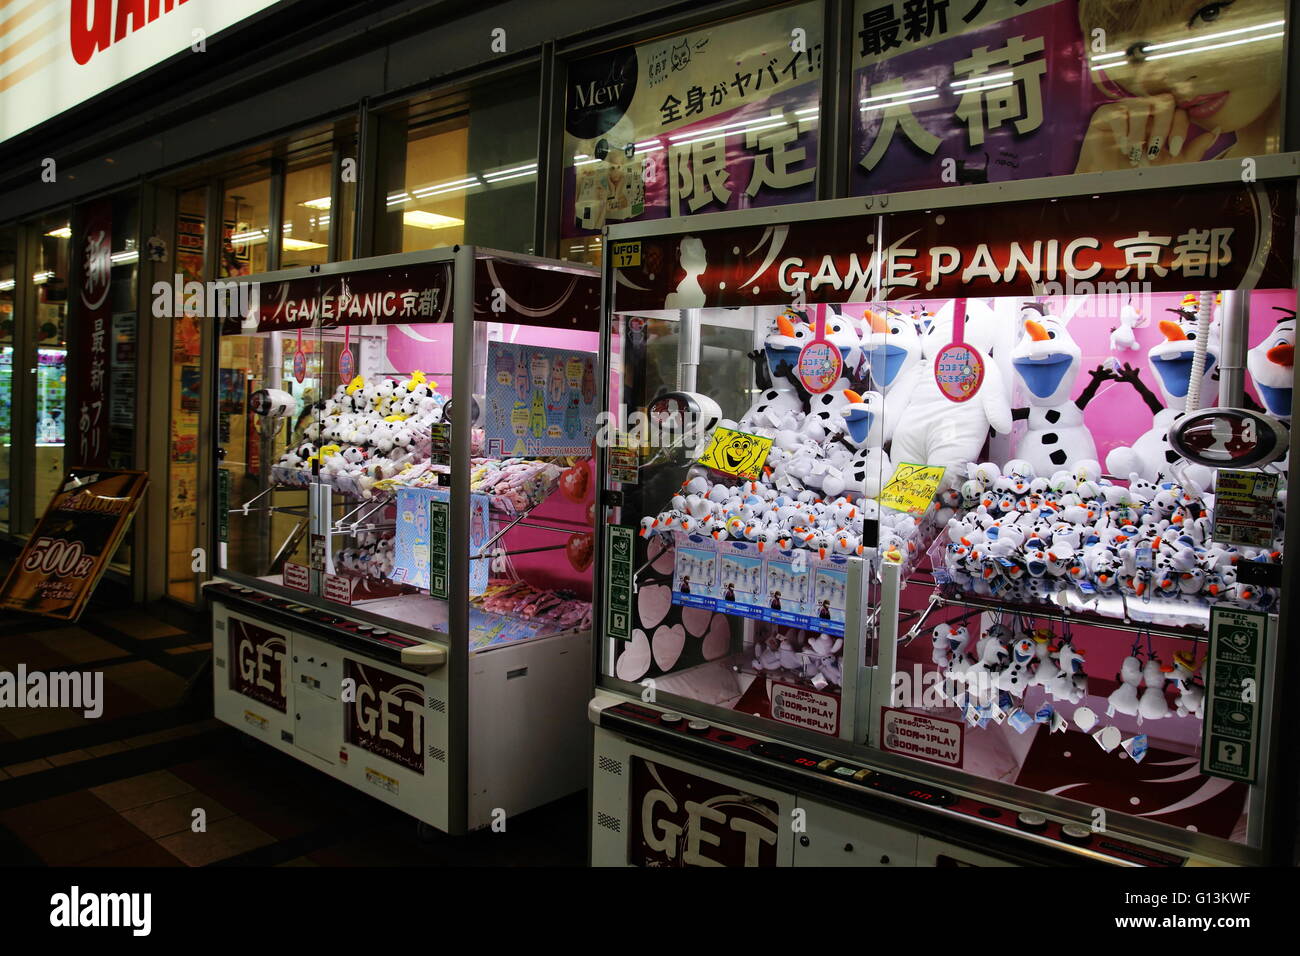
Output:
(697, 427), (773, 481)
(879, 462), (946, 514)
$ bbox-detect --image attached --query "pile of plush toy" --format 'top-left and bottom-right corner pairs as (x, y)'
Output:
(334, 532), (396, 580)
(640, 474), (923, 566)
(752, 627), (844, 690)
(273, 371), (449, 491)
(929, 619), (1204, 737)
(936, 457), (1284, 617)
(389, 457), (565, 513)
(476, 580), (592, 630)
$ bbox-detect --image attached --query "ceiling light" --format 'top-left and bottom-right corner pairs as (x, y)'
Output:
(301, 197), (332, 209)
(403, 211), (465, 230)
(283, 238), (327, 251)
(46, 226), (71, 239)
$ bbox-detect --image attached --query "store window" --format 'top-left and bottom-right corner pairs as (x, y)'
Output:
(0, 227), (14, 532)
(168, 187), (208, 604)
(221, 173), (272, 277)
(32, 212), (70, 519)
(559, 2), (825, 264)
(849, 0), (1287, 195)
(281, 158), (332, 269)
(376, 71), (540, 257)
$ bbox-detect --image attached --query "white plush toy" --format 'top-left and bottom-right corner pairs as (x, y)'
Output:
(1106, 309), (1220, 483)
(1010, 304), (1099, 473)
(1110, 301), (1144, 352)
(1168, 651), (1205, 720)
(859, 307), (923, 397)
(1246, 309), (1294, 421)
(1137, 657), (1172, 722)
(887, 300), (1013, 483)
(1106, 655), (1142, 717)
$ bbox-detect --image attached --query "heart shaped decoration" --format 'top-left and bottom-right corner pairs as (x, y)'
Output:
(652, 624), (686, 671)
(615, 629), (652, 682)
(565, 533), (594, 572)
(637, 584), (672, 629)
(558, 461), (591, 503)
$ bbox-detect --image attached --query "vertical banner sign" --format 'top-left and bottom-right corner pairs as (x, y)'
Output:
(0, 470), (148, 621)
(74, 199), (113, 468)
(605, 525), (634, 640)
(428, 498), (450, 600)
(851, 0), (1287, 196)
(1201, 606), (1268, 784)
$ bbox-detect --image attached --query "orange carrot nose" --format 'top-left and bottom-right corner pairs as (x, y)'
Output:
(865, 309), (890, 334)
(1268, 343), (1294, 367)
(1025, 319), (1050, 342)
(777, 314), (796, 337)
(1209, 584), (1220, 595)
(843, 388), (864, 403)
(1159, 319), (1188, 341)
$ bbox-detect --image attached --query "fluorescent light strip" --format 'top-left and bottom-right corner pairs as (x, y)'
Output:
(955, 81), (1013, 96)
(670, 119), (789, 148)
(1143, 30), (1284, 63)
(0, 279), (14, 291)
(1090, 20), (1286, 70)
(486, 163), (538, 178)
(668, 113), (794, 142)
(859, 92), (940, 111)
(950, 71), (1012, 88)
(1148, 18), (1285, 53)
(110, 251), (138, 264)
(484, 169), (538, 183)
(861, 85), (937, 104)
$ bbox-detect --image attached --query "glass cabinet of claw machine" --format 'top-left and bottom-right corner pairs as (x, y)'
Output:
(213, 247), (603, 833)
(597, 275), (904, 751)
(595, 166), (1299, 866)
(217, 248), (602, 648)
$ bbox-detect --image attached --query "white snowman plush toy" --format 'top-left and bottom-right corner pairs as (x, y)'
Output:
(887, 300), (1013, 484)
(859, 307), (923, 402)
(1246, 309), (1294, 422)
(1010, 303), (1099, 473)
(1106, 306), (1221, 484)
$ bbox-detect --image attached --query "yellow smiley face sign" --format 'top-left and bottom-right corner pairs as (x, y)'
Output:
(697, 427), (773, 481)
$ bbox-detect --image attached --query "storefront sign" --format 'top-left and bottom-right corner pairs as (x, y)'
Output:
(1201, 607), (1267, 784)
(0, 0), (284, 145)
(629, 757), (779, 867)
(850, 0), (1286, 195)
(227, 619), (288, 714)
(879, 462), (946, 514)
(605, 526), (634, 640)
(561, 2), (822, 253)
(770, 681), (840, 736)
(696, 426), (773, 481)
(610, 182), (1297, 311)
(0, 470), (148, 621)
(880, 707), (964, 767)
(233, 262), (452, 333)
(344, 659), (425, 775)
(1212, 470), (1280, 549)
(72, 200), (114, 468)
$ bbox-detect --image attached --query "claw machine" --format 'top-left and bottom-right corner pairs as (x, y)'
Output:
(589, 157), (1300, 866)
(208, 247), (601, 834)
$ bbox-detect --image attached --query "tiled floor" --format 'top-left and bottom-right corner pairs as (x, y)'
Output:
(0, 600), (585, 867)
